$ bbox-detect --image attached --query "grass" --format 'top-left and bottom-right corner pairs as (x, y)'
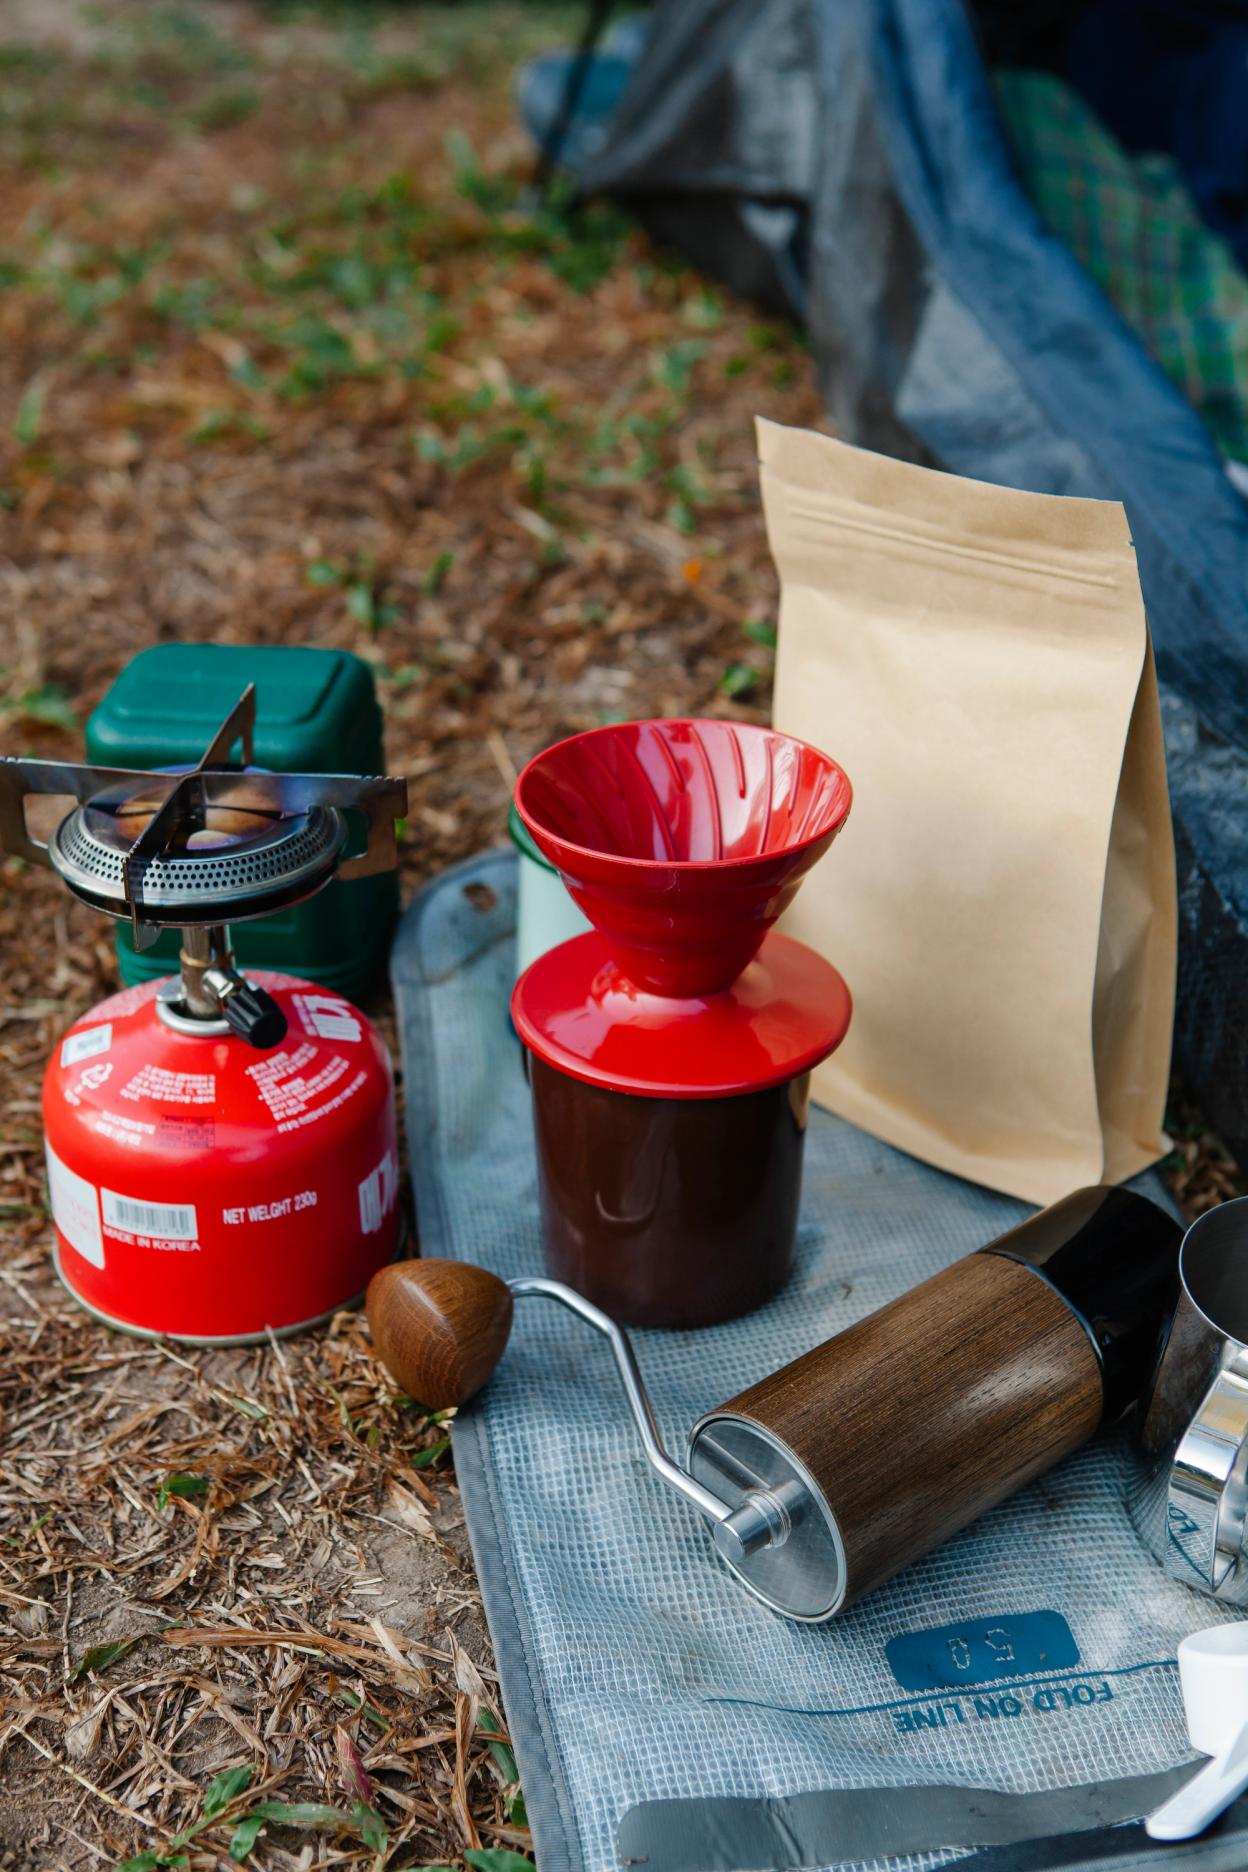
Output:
(0, 8), (791, 591)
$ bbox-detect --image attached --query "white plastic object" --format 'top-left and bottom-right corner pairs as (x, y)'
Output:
(1147, 1624), (1248, 1842)
(513, 840), (590, 980)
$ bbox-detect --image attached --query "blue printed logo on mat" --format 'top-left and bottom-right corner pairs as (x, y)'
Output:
(885, 1611), (1079, 1692)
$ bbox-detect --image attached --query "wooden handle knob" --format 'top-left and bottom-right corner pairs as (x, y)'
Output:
(365, 1259), (514, 1409)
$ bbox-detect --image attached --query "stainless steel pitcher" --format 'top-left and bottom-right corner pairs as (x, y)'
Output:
(1133, 1196), (1248, 1600)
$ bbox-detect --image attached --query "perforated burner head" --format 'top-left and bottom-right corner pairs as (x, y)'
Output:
(50, 774), (348, 925)
(0, 682), (407, 949)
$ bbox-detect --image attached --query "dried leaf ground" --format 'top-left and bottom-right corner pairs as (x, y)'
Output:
(0, 5), (1240, 1870)
(0, 4), (824, 1866)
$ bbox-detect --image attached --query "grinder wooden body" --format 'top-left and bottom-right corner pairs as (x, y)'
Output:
(686, 1186), (1182, 1619)
(710, 1253), (1102, 1610)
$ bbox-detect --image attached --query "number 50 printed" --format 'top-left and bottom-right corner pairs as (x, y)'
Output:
(886, 1611), (1080, 1691)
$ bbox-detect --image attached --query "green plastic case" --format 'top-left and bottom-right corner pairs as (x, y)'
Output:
(85, 643), (398, 1003)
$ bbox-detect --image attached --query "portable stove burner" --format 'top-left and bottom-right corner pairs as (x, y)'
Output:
(0, 683), (409, 1342)
(0, 685), (403, 942)
(50, 778), (348, 925)
(0, 684), (405, 1045)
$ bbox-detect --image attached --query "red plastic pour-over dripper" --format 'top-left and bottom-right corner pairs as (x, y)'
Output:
(514, 719), (852, 997)
(511, 721), (853, 1322)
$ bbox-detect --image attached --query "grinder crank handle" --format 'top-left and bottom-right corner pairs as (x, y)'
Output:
(365, 1260), (788, 1557)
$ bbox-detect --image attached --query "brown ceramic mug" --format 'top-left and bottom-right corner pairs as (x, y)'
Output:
(526, 1053), (811, 1328)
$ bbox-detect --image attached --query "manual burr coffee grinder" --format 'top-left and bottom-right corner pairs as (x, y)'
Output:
(0, 686), (408, 1343)
(510, 718), (854, 1328)
(368, 1187), (1183, 1620)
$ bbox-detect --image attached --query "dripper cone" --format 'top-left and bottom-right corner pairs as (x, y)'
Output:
(514, 720), (851, 996)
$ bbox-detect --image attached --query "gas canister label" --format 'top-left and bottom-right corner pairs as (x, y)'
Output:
(246, 1044), (366, 1132)
(101, 1189), (199, 1243)
(45, 1143), (105, 1268)
(119, 1064), (215, 1105)
(358, 1148), (399, 1234)
(293, 993), (362, 1044)
(60, 1023), (112, 1068)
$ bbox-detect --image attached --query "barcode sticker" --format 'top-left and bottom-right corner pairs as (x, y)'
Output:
(61, 1023), (112, 1067)
(46, 1143), (105, 1268)
(358, 1149), (398, 1235)
(101, 1189), (199, 1241)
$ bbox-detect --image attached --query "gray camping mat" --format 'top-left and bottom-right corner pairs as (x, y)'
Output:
(393, 851), (1244, 1872)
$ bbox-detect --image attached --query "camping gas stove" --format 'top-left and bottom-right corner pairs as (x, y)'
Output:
(0, 686), (408, 1342)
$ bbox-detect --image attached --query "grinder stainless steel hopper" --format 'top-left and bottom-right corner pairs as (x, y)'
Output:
(0, 684), (405, 1045)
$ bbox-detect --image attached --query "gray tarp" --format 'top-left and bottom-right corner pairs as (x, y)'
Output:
(395, 848), (1236, 1872)
(556, 0), (1248, 1167)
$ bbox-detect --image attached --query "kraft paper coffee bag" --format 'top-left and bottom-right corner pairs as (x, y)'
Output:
(760, 418), (1176, 1204)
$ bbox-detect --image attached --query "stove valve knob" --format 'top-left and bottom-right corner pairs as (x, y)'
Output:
(204, 968), (288, 1050)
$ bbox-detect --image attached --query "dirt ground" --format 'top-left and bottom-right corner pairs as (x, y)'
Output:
(0, 5), (831, 1868)
(0, 6), (1241, 1871)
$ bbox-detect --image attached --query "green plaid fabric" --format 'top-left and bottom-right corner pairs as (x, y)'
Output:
(996, 68), (1248, 464)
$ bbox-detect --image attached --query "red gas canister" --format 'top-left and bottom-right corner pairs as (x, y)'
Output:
(0, 681), (409, 1345)
(43, 975), (400, 1341)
